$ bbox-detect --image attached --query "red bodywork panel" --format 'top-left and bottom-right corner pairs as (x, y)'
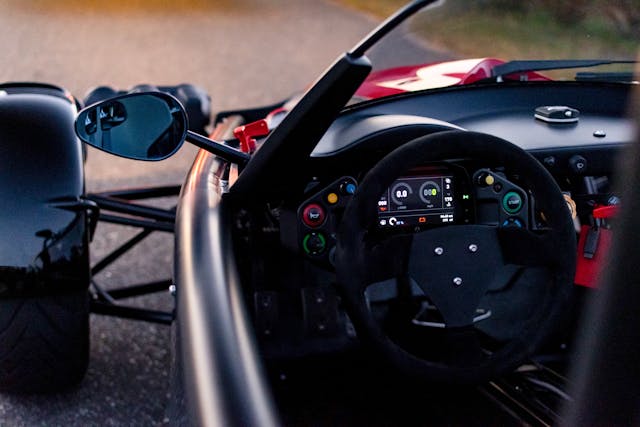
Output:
(355, 58), (550, 100)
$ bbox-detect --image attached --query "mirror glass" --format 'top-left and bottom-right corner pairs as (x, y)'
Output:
(75, 92), (187, 161)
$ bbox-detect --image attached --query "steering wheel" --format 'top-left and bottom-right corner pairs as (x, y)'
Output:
(335, 130), (576, 383)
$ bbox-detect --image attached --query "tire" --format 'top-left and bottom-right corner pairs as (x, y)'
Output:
(0, 291), (89, 393)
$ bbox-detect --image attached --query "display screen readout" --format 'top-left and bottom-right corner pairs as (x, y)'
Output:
(377, 175), (455, 227)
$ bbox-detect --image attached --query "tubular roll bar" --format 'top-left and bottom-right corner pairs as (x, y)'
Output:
(175, 150), (278, 427)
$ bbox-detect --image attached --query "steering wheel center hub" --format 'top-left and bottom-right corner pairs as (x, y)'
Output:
(409, 225), (503, 328)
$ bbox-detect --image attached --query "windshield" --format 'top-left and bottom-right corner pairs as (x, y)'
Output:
(350, 0), (638, 104)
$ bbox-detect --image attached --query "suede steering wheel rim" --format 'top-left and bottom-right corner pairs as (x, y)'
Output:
(335, 130), (576, 384)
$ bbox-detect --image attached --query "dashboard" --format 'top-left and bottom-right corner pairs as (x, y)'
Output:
(239, 80), (635, 358)
(310, 82), (633, 180)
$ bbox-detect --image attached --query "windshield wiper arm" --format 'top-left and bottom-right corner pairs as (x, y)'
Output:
(491, 59), (637, 80)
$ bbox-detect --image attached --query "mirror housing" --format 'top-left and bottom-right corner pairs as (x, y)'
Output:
(75, 92), (187, 161)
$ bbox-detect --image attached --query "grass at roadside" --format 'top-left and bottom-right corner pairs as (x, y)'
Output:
(337, 0), (637, 62)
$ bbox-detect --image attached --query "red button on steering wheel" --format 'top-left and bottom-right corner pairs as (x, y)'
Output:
(302, 203), (326, 227)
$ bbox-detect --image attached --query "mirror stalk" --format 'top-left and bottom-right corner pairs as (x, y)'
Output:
(76, 92), (251, 165)
(186, 130), (250, 166)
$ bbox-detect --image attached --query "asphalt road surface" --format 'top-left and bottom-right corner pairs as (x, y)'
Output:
(0, 1), (444, 425)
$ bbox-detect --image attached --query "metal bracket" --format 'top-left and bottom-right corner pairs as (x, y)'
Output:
(412, 302), (492, 328)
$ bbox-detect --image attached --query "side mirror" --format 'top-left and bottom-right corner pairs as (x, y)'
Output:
(75, 92), (187, 161)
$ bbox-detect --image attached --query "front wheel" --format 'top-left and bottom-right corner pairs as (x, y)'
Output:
(0, 291), (89, 393)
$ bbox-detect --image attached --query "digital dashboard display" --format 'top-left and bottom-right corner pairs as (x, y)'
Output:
(377, 175), (455, 228)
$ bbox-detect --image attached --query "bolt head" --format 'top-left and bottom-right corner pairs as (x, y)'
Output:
(453, 277), (463, 286)
(434, 247), (444, 256)
(468, 244), (478, 253)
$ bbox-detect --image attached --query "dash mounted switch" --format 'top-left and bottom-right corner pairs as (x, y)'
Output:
(233, 119), (269, 154)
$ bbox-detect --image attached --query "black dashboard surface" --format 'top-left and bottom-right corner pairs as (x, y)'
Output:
(313, 82), (634, 159)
